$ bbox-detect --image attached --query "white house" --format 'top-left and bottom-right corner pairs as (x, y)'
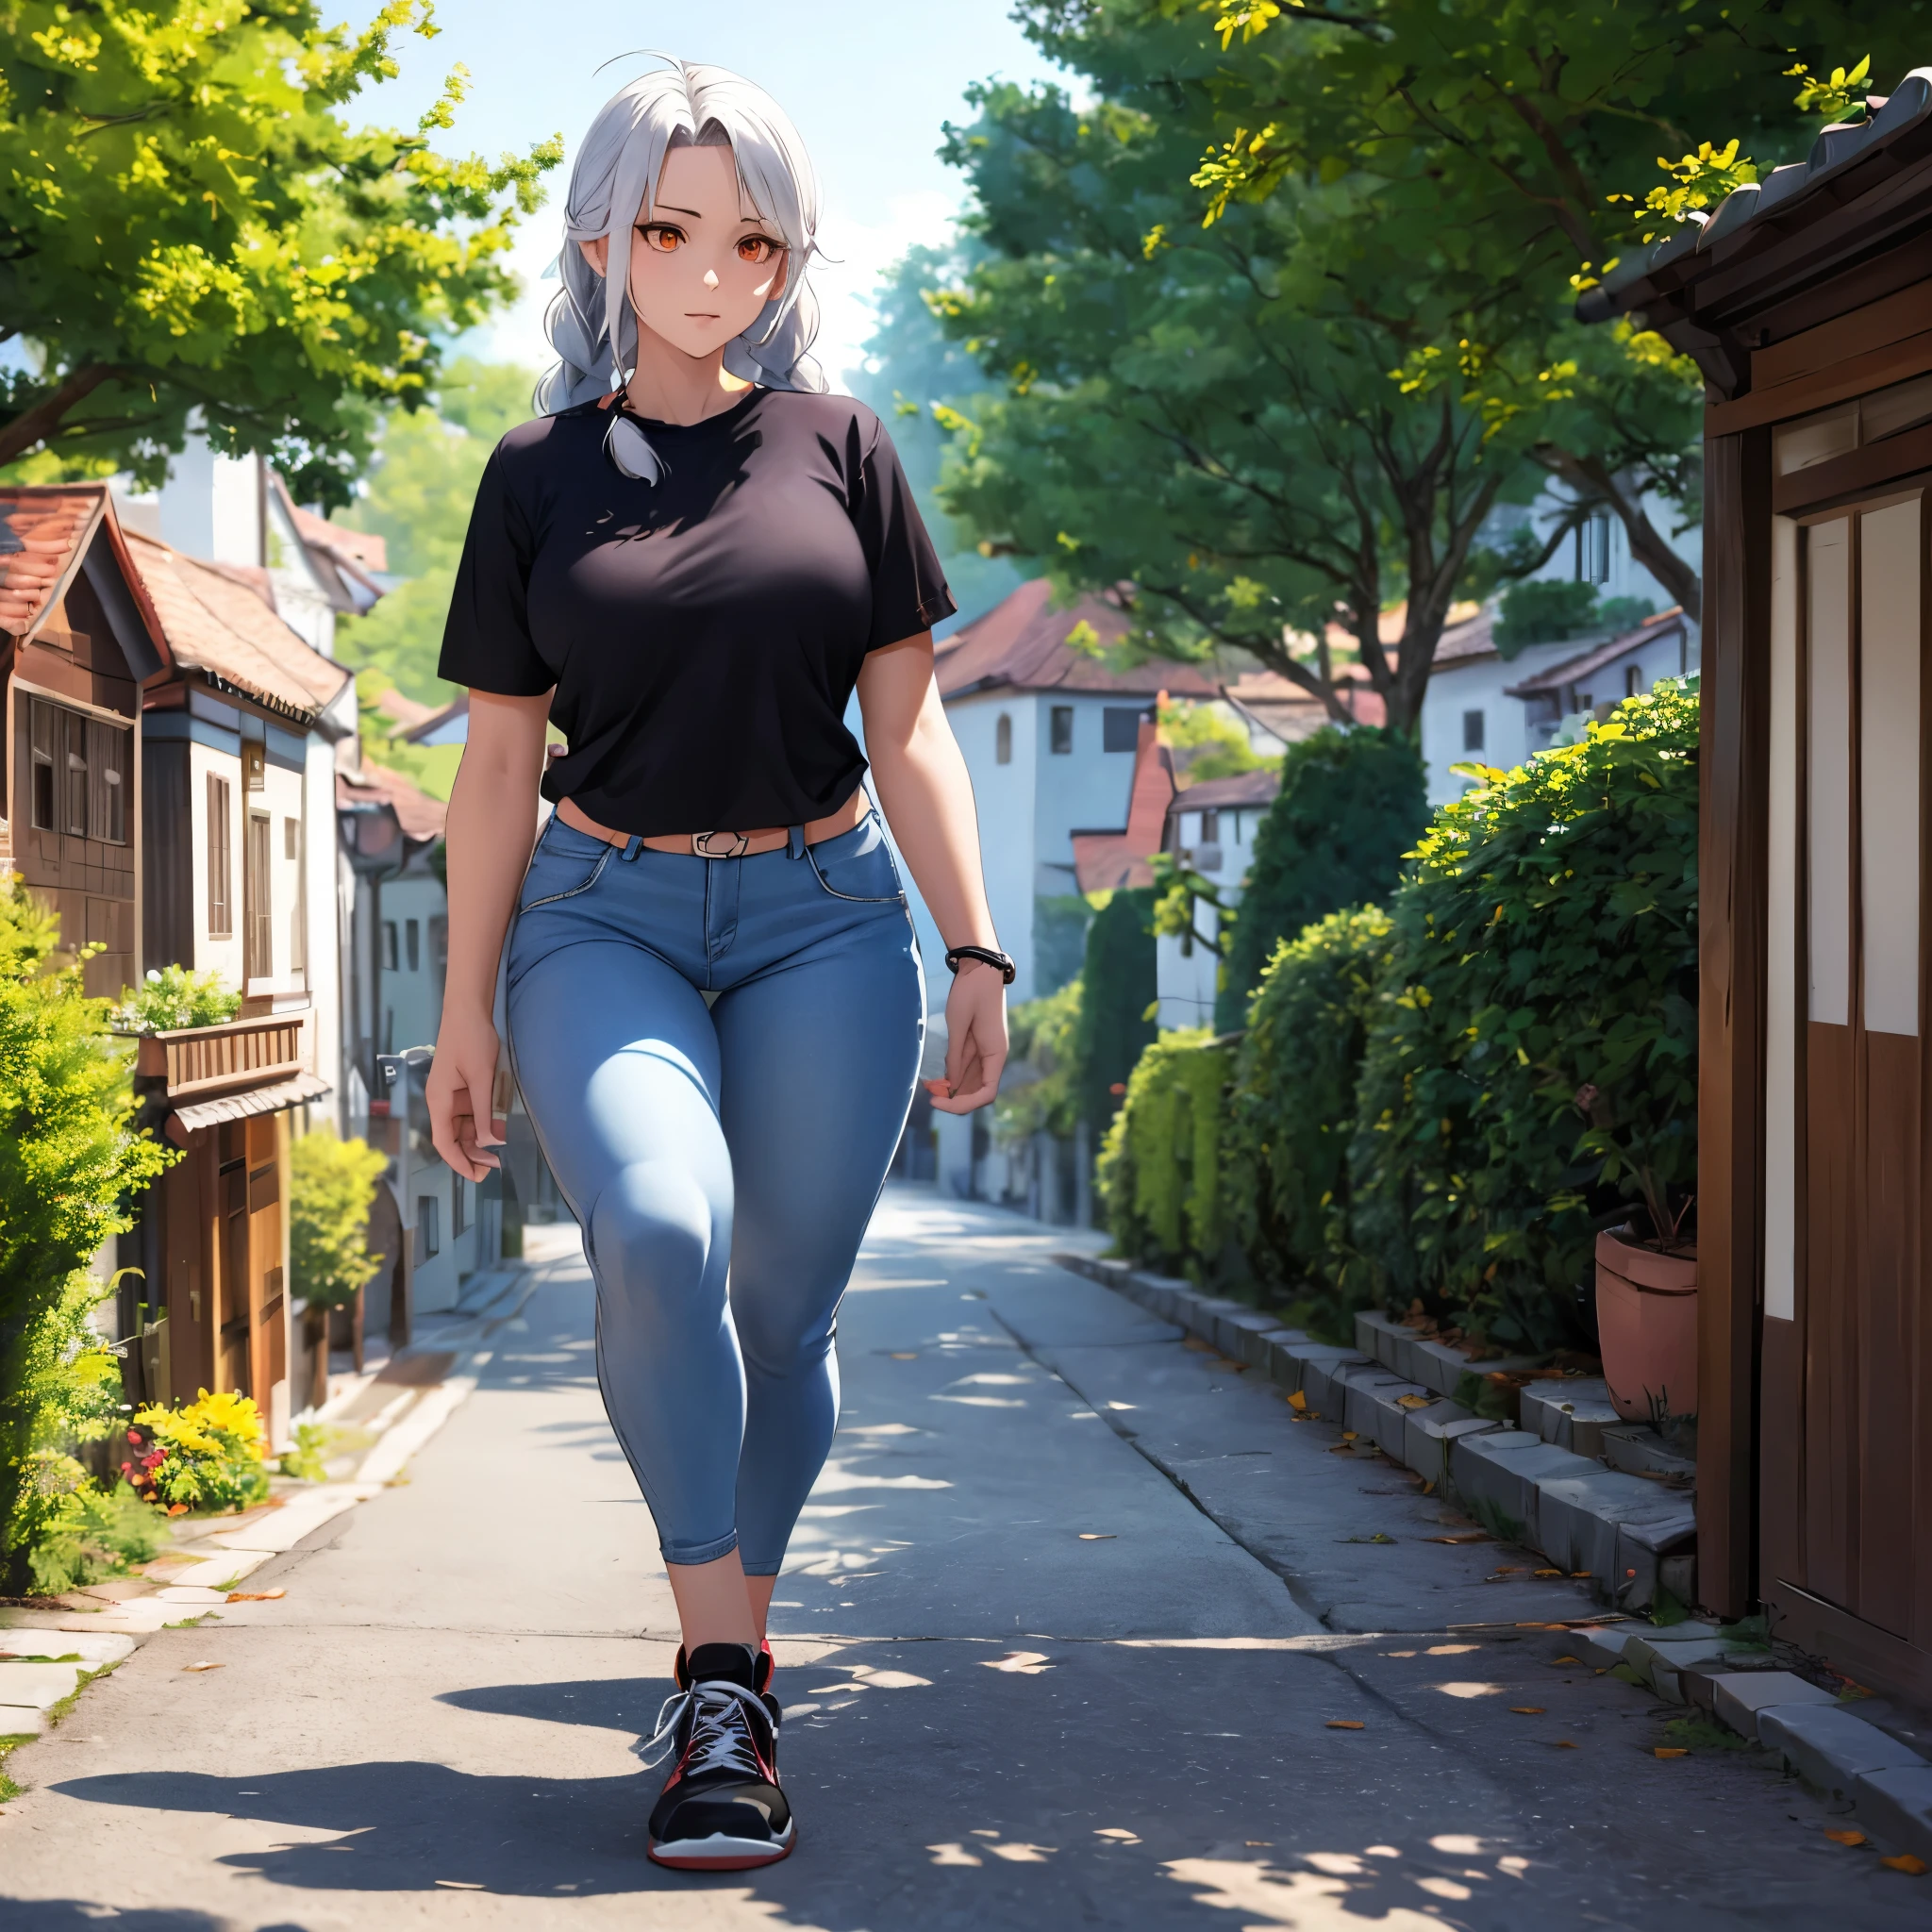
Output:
(1421, 605), (1698, 805)
(1419, 487), (1704, 804)
(1155, 766), (1282, 1031)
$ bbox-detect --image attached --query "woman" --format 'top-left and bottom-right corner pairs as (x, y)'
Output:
(426, 60), (1008, 1872)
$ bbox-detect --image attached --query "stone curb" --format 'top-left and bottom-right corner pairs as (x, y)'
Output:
(1050, 1251), (1932, 1866)
(1569, 1624), (1932, 1860)
(1052, 1253), (1689, 1613)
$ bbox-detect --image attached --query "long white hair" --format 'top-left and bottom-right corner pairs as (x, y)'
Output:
(537, 58), (826, 416)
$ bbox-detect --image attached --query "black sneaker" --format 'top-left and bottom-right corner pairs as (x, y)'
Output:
(642, 1641), (793, 1870)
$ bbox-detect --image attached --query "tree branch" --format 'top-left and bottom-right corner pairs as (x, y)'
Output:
(1532, 442), (1704, 623)
(0, 364), (125, 470)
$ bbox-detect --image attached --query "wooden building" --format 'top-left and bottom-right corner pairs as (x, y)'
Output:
(0, 487), (158, 998)
(1581, 67), (1932, 1697)
(0, 485), (355, 1444)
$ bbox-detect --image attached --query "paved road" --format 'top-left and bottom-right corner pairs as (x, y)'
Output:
(2, 1189), (1924, 1928)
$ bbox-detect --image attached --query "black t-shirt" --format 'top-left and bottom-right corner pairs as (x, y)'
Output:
(438, 388), (955, 835)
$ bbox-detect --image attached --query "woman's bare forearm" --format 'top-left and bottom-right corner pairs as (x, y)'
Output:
(859, 642), (998, 953)
(442, 691), (552, 1022)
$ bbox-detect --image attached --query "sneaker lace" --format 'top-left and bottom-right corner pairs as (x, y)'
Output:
(637, 1678), (770, 1774)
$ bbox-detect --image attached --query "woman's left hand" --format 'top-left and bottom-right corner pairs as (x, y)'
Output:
(925, 959), (1008, 1113)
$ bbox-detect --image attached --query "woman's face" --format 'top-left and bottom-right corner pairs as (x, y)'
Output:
(579, 142), (788, 363)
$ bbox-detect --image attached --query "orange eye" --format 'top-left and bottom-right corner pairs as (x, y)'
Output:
(638, 224), (684, 253)
(737, 235), (778, 265)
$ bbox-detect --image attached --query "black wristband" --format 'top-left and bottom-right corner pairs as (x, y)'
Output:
(944, 945), (1015, 985)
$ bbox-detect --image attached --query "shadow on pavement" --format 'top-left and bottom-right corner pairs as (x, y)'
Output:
(0, 1907), (249, 1931)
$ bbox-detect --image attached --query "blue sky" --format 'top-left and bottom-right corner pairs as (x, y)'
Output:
(355, 2), (1066, 387)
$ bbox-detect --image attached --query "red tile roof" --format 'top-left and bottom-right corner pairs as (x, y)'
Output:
(289, 503), (387, 577)
(0, 487), (106, 639)
(1224, 661), (1389, 736)
(125, 529), (352, 723)
(1070, 720), (1179, 892)
(336, 759), (447, 842)
(936, 579), (1222, 701)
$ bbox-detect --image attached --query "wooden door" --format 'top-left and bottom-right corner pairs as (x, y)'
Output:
(1766, 484), (1932, 1691)
(217, 1120), (251, 1396)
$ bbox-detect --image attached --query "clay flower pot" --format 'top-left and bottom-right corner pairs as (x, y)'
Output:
(1595, 1226), (1697, 1424)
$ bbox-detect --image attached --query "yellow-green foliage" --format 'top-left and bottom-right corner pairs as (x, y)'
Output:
(0, 885), (172, 1588)
(1097, 1030), (1234, 1277)
(20, 1474), (162, 1597)
(125, 1391), (269, 1515)
(992, 976), (1082, 1147)
(291, 1127), (390, 1309)
(110, 964), (240, 1034)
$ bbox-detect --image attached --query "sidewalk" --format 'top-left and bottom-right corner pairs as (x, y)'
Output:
(0, 1188), (1924, 1927)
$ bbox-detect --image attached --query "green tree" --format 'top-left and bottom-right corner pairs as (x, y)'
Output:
(336, 358), (537, 709)
(291, 1128), (390, 1309)
(846, 242), (1024, 623)
(0, 888), (171, 1585)
(1220, 727), (1424, 1030)
(1151, 2), (1926, 619)
(0, 1), (559, 504)
(929, 32), (1560, 733)
(1074, 888), (1158, 1129)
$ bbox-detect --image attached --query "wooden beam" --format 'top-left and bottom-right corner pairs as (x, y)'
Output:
(1697, 426), (1774, 1618)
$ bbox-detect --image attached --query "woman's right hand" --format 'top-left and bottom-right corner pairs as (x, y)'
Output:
(428, 1008), (507, 1182)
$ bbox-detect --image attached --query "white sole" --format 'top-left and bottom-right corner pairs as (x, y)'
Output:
(648, 1823), (795, 1871)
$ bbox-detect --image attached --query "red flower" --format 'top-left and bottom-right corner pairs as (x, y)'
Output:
(126, 1429), (142, 1445)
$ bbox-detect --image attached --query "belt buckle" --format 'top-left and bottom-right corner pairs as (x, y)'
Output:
(691, 829), (749, 859)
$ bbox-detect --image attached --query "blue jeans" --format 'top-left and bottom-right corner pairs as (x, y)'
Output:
(504, 810), (924, 1574)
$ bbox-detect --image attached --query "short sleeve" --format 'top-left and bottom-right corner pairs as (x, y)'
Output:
(438, 446), (554, 695)
(854, 417), (956, 651)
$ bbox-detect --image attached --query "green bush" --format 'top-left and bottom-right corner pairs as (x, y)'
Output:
(1493, 579), (1602, 656)
(20, 1475), (162, 1598)
(0, 886), (173, 1591)
(1341, 678), (1700, 1351)
(1074, 888), (1158, 1129)
(110, 964), (241, 1034)
(1224, 907), (1394, 1326)
(1096, 1029), (1235, 1278)
(1219, 728), (1425, 1032)
(291, 1127), (390, 1309)
(992, 976), (1081, 1147)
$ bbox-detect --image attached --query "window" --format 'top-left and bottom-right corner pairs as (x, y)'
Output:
(242, 740), (265, 792)
(1575, 509), (1611, 585)
(406, 918), (420, 973)
(62, 710), (86, 835)
(285, 819), (306, 973)
(1198, 809), (1220, 843)
(995, 713), (1012, 764)
(206, 774), (233, 937)
(29, 699), (128, 841)
(416, 1193), (440, 1261)
(1049, 705), (1074, 755)
(1625, 663), (1643, 698)
(1102, 706), (1142, 753)
(382, 921), (398, 972)
(1462, 708), (1486, 753)
(244, 811), (273, 980)
(87, 720), (128, 843)
(452, 1174), (468, 1239)
(29, 701), (55, 830)
(430, 914), (448, 974)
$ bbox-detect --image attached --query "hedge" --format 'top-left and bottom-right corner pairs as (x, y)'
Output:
(1099, 678), (1700, 1357)
(1341, 679), (1699, 1351)
(1095, 1029), (1235, 1281)
(1225, 906), (1394, 1322)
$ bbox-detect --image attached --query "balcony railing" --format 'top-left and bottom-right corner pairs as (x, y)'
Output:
(134, 1013), (306, 1100)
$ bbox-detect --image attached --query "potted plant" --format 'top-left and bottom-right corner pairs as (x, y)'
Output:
(1574, 1080), (1697, 1427)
